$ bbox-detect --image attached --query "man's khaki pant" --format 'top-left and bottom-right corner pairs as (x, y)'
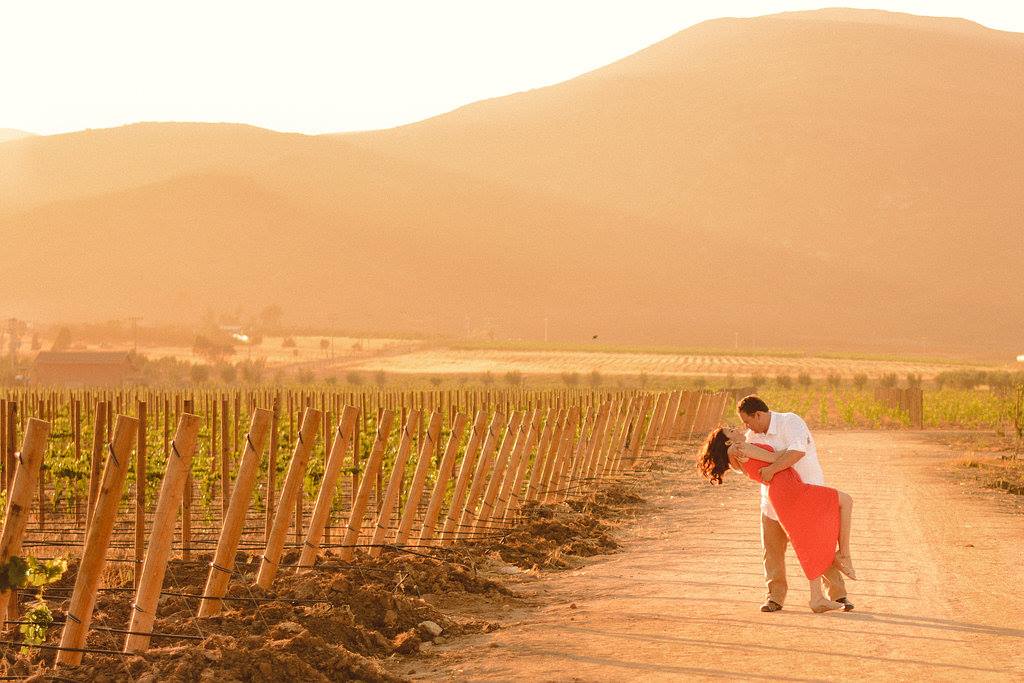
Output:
(761, 514), (846, 605)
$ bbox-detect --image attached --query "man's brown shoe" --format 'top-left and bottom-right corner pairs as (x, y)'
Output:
(760, 600), (783, 612)
(836, 597), (855, 612)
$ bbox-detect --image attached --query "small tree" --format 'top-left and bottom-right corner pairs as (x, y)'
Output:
(853, 373), (868, 390)
(297, 368), (315, 384)
(481, 371), (495, 386)
(797, 372), (813, 388)
(504, 370), (523, 386)
(588, 369), (603, 388)
(375, 369), (387, 386)
(345, 370), (364, 386)
(217, 362), (237, 384)
(561, 371), (580, 387)
(750, 373), (766, 389)
(282, 337), (297, 348)
(906, 373), (922, 388)
(880, 373), (898, 388)
(826, 373), (842, 389)
(775, 374), (793, 389)
(429, 375), (443, 387)
(51, 327), (72, 351)
(190, 364), (210, 384)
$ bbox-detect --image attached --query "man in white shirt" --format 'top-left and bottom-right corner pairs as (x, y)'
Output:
(733, 395), (853, 613)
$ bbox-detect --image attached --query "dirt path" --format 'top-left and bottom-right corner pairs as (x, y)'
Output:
(404, 431), (1024, 681)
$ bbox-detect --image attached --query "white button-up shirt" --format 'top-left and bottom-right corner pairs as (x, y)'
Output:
(745, 411), (825, 521)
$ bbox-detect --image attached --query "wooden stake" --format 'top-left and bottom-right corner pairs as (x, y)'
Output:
(56, 415), (139, 666)
(415, 412), (468, 547)
(297, 406), (358, 570)
(0, 418), (51, 625)
(85, 401), (107, 532)
(255, 407), (321, 589)
(367, 409), (421, 557)
(124, 413), (201, 652)
(453, 411), (504, 541)
(338, 409), (395, 561)
(394, 410), (442, 547)
(439, 411), (487, 544)
(197, 408), (272, 616)
(470, 412), (524, 536)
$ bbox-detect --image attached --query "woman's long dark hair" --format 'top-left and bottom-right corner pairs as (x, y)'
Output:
(697, 427), (731, 485)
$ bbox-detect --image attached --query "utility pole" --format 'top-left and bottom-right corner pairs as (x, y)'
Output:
(128, 316), (142, 352)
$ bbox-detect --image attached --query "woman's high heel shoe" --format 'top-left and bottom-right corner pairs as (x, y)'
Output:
(834, 553), (857, 580)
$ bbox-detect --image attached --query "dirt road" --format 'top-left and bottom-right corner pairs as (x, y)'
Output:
(407, 431), (1024, 681)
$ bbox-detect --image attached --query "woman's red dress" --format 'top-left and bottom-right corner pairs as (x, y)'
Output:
(741, 443), (840, 580)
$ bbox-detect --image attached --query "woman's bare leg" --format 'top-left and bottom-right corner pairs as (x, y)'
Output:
(808, 578), (843, 613)
(834, 491), (856, 579)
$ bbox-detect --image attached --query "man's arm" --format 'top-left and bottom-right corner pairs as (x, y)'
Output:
(759, 449), (805, 482)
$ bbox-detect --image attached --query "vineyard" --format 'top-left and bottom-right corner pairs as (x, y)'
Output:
(0, 381), (1018, 680)
(0, 386), (732, 680)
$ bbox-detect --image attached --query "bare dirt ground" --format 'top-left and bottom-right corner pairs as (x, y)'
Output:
(398, 432), (1024, 681)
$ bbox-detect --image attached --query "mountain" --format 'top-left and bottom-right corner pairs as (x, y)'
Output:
(1, 9), (1021, 357)
(0, 128), (34, 144)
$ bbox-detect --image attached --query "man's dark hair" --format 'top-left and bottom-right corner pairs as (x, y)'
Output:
(737, 395), (769, 415)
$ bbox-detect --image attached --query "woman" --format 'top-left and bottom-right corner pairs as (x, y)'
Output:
(697, 425), (857, 613)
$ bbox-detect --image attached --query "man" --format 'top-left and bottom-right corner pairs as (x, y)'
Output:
(730, 395), (853, 613)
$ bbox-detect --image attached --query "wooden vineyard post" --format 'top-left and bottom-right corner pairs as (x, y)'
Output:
(523, 408), (557, 502)
(338, 409), (395, 561)
(134, 400), (147, 589)
(564, 408), (596, 499)
(221, 395), (230, 519)
(640, 393), (666, 453)
(495, 410), (539, 524)
(603, 399), (631, 475)
(85, 401), (107, 533)
(540, 410), (573, 503)
(610, 398), (641, 473)
(470, 412), (524, 537)
(181, 399), (194, 561)
(581, 402), (612, 486)
(297, 406), (359, 571)
(265, 396), (280, 544)
(439, 411), (487, 544)
(367, 410), (421, 557)
(394, 410), (442, 547)
(0, 418), (51, 625)
(660, 392), (681, 444)
(453, 412), (505, 541)
(124, 413), (201, 652)
(416, 412), (468, 547)
(198, 408), (272, 616)
(56, 415), (139, 666)
(530, 409), (565, 503)
(255, 407), (321, 589)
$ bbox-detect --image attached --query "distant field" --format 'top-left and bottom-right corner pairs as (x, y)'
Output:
(337, 347), (996, 380)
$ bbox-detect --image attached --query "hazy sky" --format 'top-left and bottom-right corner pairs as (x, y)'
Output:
(2, 1), (1021, 136)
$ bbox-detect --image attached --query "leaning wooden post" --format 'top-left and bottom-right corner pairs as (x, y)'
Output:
(453, 411), (504, 541)
(255, 407), (321, 589)
(85, 401), (107, 533)
(545, 409), (580, 504)
(394, 410), (442, 547)
(133, 400), (147, 589)
(367, 410), (421, 558)
(56, 415), (139, 666)
(523, 408), (557, 502)
(494, 410), (539, 523)
(198, 408), (272, 616)
(471, 412), (524, 536)
(338, 409), (395, 561)
(297, 405), (359, 571)
(124, 413), (201, 652)
(416, 412), (468, 547)
(0, 418), (51, 625)
(439, 411), (487, 544)
(530, 409), (565, 502)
